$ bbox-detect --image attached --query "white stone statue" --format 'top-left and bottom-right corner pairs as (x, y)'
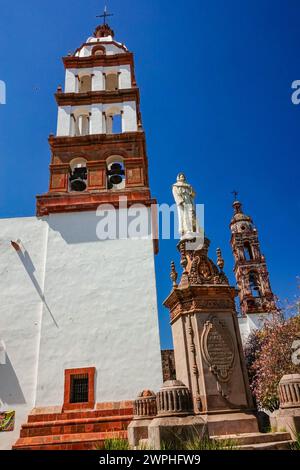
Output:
(172, 173), (200, 239)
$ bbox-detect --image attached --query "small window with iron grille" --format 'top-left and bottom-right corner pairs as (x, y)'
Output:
(70, 373), (89, 403)
(64, 367), (95, 411)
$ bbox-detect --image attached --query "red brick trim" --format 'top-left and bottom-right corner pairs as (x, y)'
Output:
(48, 130), (147, 150)
(63, 52), (133, 69)
(63, 367), (95, 411)
(36, 193), (156, 217)
(55, 88), (139, 106)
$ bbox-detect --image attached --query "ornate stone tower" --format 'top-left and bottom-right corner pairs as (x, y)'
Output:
(230, 199), (278, 342)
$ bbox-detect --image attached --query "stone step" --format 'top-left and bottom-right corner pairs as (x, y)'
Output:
(215, 432), (291, 446)
(13, 430), (128, 451)
(27, 406), (133, 424)
(238, 440), (293, 450)
(20, 415), (132, 438)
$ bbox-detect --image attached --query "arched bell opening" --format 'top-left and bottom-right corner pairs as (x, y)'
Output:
(69, 158), (88, 192)
(71, 111), (91, 136)
(105, 73), (119, 91)
(249, 271), (261, 298)
(78, 75), (92, 93)
(106, 156), (125, 190)
(104, 106), (123, 134)
(244, 241), (253, 261)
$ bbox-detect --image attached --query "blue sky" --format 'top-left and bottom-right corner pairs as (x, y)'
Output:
(0, 1), (299, 348)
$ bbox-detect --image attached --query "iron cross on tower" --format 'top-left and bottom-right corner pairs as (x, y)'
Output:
(97, 5), (114, 24)
(231, 190), (239, 201)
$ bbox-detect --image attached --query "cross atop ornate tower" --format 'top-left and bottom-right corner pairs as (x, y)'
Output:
(230, 198), (277, 317)
(36, 18), (153, 216)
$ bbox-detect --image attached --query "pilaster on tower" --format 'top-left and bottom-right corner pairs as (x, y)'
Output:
(36, 22), (154, 217)
(230, 199), (278, 318)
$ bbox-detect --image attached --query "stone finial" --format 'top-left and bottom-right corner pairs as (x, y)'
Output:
(278, 374), (300, 409)
(134, 390), (157, 420)
(94, 23), (115, 38)
(156, 380), (193, 417)
(216, 248), (224, 271)
(170, 261), (178, 288)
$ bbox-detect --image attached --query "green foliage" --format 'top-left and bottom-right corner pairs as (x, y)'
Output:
(244, 314), (300, 412)
(161, 427), (238, 451)
(100, 438), (130, 450)
(184, 437), (238, 451)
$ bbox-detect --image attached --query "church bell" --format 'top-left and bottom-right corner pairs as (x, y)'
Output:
(107, 163), (125, 188)
(70, 167), (88, 192)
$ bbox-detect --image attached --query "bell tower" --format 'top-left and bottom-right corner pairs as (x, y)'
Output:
(230, 198), (278, 342)
(36, 21), (153, 216)
(32, 20), (162, 410)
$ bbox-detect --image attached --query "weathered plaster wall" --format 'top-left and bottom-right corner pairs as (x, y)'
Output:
(0, 217), (48, 449)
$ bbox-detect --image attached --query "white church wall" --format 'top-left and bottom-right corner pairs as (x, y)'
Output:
(35, 209), (162, 406)
(0, 217), (48, 449)
(119, 65), (132, 89)
(65, 69), (77, 93)
(92, 69), (105, 91)
(103, 43), (126, 56)
(238, 313), (273, 346)
(90, 104), (104, 134)
(56, 106), (71, 136)
(77, 41), (126, 58)
(0, 210), (162, 448)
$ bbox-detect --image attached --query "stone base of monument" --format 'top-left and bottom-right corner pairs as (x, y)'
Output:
(270, 374), (300, 440)
(202, 411), (259, 437)
(148, 415), (208, 450)
(129, 383), (294, 450)
(128, 419), (154, 449)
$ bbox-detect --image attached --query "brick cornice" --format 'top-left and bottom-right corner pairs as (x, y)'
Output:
(36, 190), (155, 217)
(55, 87), (139, 106)
(63, 51), (133, 69)
(49, 131), (146, 150)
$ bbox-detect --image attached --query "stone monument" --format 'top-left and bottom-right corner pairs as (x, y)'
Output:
(164, 175), (259, 436)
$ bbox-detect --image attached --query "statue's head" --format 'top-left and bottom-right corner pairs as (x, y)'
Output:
(177, 173), (186, 183)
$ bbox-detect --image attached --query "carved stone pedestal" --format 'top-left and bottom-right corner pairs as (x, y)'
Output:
(127, 390), (157, 448)
(271, 374), (300, 440)
(148, 380), (207, 450)
(164, 237), (259, 435)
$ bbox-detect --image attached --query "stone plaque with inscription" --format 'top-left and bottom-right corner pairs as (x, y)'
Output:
(201, 316), (235, 385)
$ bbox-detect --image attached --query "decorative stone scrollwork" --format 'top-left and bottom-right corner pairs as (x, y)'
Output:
(156, 380), (193, 417)
(201, 316), (235, 398)
(133, 390), (157, 419)
(278, 375), (300, 409)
